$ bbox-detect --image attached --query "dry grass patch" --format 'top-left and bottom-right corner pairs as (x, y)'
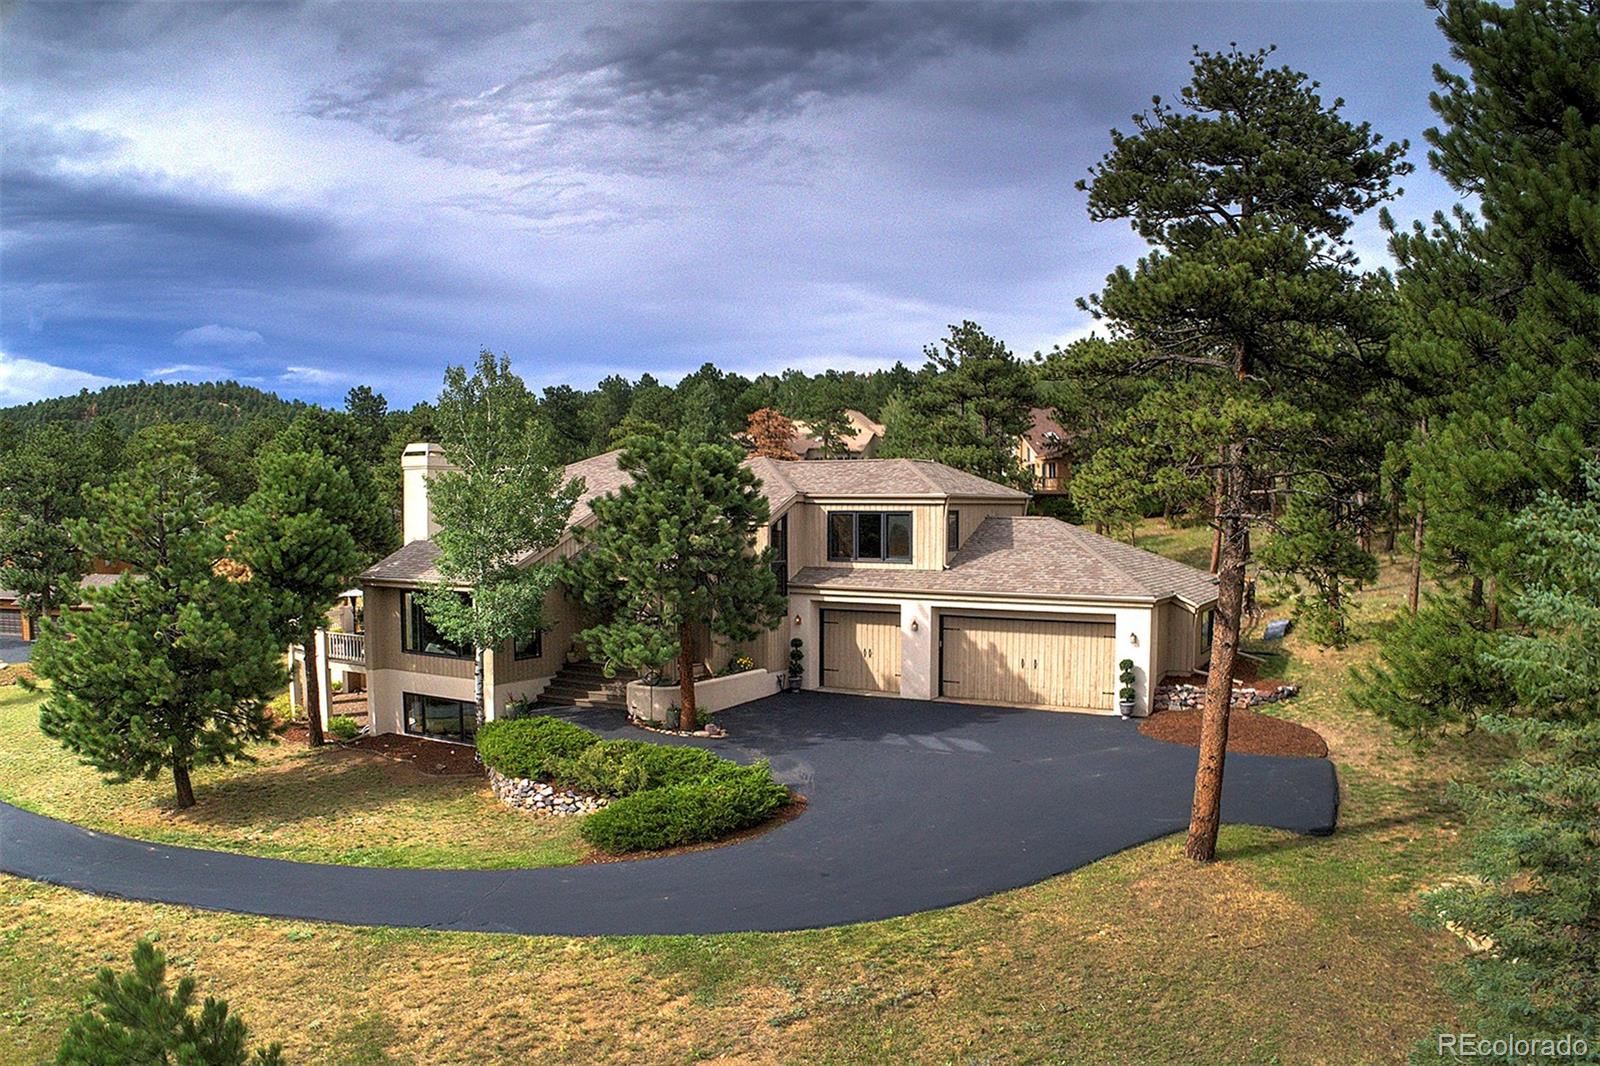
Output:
(0, 685), (585, 869)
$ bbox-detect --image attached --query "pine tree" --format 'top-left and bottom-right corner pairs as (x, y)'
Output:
(0, 424), (95, 627)
(421, 351), (582, 728)
(1418, 462), (1600, 1052)
(55, 939), (283, 1065)
(566, 431), (786, 731)
(1068, 45), (1409, 860)
(233, 447), (370, 746)
(883, 322), (1035, 485)
(33, 447), (283, 808)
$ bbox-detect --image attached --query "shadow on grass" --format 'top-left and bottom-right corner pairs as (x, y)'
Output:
(164, 747), (477, 831)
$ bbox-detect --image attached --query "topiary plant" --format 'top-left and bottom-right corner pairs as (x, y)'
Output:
(788, 638), (804, 683)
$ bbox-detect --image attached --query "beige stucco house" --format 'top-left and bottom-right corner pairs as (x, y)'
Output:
(1015, 406), (1073, 496)
(309, 442), (1216, 742)
(789, 408), (885, 459)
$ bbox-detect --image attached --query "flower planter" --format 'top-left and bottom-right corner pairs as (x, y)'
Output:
(625, 670), (782, 723)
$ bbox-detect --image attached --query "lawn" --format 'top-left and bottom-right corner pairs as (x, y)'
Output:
(0, 688), (586, 869)
(0, 531), (1492, 1063)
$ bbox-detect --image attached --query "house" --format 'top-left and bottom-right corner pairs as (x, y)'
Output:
(1015, 406), (1072, 495)
(0, 567), (128, 641)
(315, 442), (1216, 741)
(789, 408), (884, 460)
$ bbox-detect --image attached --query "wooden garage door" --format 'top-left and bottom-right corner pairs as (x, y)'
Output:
(0, 609), (22, 637)
(821, 610), (901, 694)
(940, 616), (1115, 710)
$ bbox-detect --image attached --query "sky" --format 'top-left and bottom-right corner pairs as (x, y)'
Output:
(0, 1), (1466, 409)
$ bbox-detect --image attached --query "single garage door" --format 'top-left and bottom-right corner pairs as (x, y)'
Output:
(0, 609), (22, 637)
(821, 609), (901, 694)
(940, 616), (1115, 710)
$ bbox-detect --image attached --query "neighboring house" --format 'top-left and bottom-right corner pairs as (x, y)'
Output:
(314, 442), (1217, 742)
(1016, 406), (1072, 495)
(0, 568), (127, 640)
(790, 409), (885, 460)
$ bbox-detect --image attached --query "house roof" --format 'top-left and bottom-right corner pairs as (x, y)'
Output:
(361, 449), (1026, 586)
(1021, 406), (1071, 458)
(790, 516), (1218, 606)
(0, 571), (127, 602)
(789, 408), (884, 456)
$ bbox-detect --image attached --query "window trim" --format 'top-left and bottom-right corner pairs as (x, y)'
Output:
(401, 591), (472, 660)
(825, 511), (913, 563)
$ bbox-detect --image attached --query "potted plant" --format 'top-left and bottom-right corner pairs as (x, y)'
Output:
(1118, 658), (1137, 719)
(787, 638), (804, 692)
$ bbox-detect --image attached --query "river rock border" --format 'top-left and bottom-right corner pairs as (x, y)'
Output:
(1152, 679), (1301, 714)
(488, 768), (609, 816)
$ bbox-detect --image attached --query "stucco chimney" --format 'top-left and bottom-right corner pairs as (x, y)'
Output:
(401, 443), (453, 544)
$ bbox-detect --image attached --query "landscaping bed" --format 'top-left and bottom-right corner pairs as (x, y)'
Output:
(1138, 705), (1330, 758)
(476, 715), (791, 853)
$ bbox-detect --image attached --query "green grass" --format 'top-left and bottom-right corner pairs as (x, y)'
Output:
(0, 686), (586, 870)
(0, 525), (1492, 1063)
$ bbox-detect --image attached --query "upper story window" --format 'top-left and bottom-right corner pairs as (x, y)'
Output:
(770, 514), (789, 595)
(947, 509), (960, 552)
(827, 511), (912, 563)
(401, 590), (471, 659)
(1044, 461), (1059, 480)
(513, 631), (543, 660)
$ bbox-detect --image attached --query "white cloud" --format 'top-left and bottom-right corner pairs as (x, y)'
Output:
(174, 324), (264, 348)
(149, 363), (224, 377)
(0, 351), (118, 405)
(280, 365), (345, 385)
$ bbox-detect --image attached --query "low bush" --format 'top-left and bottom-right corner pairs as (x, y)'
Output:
(327, 715), (361, 741)
(547, 739), (731, 797)
(581, 762), (790, 854)
(475, 716), (598, 779)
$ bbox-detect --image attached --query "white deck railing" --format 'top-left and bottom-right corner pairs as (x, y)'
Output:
(326, 631), (366, 665)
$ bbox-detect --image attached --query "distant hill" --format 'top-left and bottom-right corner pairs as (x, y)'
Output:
(0, 381), (315, 434)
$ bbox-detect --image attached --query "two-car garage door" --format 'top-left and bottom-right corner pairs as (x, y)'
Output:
(940, 616), (1116, 711)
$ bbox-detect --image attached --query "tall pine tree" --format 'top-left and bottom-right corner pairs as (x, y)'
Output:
(1065, 45), (1409, 860)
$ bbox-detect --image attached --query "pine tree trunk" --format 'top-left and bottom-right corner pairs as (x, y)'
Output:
(677, 623), (698, 732)
(172, 761), (195, 809)
(1485, 576), (1499, 630)
(473, 647), (486, 730)
(1408, 500), (1425, 615)
(1186, 448), (1247, 862)
(303, 637), (325, 747)
(1209, 461), (1225, 573)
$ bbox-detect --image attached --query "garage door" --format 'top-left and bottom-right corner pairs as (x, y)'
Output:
(940, 616), (1115, 710)
(0, 609), (22, 637)
(821, 609), (901, 694)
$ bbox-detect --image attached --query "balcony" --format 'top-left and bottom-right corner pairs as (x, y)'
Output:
(326, 631), (366, 665)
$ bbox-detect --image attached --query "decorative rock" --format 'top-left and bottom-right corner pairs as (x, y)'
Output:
(1151, 679), (1302, 714)
(486, 768), (609, 816)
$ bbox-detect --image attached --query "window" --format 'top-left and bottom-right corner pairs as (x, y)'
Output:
(513, 631), (543, 660)
(946, 509), (960, 552)
(403, 692), (477, 742)
(1044, 461), (1058, 480)
(825, 512), (913, 563)
(770, 514), (789, 595)
(1201, 608), (1216, 650)
(401, 591), (471, 658)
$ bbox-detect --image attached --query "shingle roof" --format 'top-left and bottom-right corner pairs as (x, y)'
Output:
(790, 516), (1218, 605)
(772, 458), (1028, 499)
(360, 538), (444, 586)
(1022, 407), (1072, 457)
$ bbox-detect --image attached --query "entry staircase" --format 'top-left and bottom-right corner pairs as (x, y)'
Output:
(537, 660), (637, 711)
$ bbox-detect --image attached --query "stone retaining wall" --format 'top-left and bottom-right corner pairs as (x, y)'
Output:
(1152, 679), (1301, 714)
(487, 768), (608, 816)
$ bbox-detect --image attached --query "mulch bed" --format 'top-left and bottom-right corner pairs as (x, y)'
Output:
(0, 664), (37, 686)
(1139, 707), (1329, 759)
(276, 721), (484, 776)
(580, 795), (809, 865)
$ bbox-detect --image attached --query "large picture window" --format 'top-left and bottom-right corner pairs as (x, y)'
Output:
(403, 691), (477, 742)
(401, 591), (471, 658)
(513, 631), (543, 660)
(826, 511), (913, 563)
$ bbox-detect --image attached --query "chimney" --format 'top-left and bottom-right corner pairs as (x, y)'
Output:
(401, 443), (453, 544)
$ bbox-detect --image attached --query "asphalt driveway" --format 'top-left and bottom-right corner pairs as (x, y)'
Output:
(0, 692), (1337, 935)
(0, 636), (31, 664)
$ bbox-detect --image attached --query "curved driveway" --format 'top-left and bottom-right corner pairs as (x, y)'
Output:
(0, 693), (1337, 935)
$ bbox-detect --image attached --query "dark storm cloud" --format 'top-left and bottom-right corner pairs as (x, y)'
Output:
(303, 2), (1076, 174)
